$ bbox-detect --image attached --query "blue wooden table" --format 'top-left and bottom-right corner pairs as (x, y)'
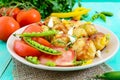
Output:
(0, 2), (120, 80)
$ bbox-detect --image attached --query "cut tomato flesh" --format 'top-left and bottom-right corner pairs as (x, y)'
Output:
(13, 40), (41, 57)
(39, 47), (75, 66)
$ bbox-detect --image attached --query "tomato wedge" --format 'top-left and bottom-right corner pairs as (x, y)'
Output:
(39, 47), (75, 66)
(13, 40), (41, 57)
(32, 37), (52, 47)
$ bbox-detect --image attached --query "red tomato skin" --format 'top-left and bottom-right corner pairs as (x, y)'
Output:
(13, 40), (41, 57)
(39, 47), (75, 66)
(7, 7), (21, 19)
(16, 9), (41, 27)
(0, 16), (20, 41)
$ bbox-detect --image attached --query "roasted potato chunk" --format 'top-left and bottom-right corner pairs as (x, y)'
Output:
(51, 34), (70, 47)
(44, 16), (61, 26)
(81, 23), (97, 36)
(72, 38), (96, 60)
(90, 32), (110, 50)
(73, 26), (88, 38)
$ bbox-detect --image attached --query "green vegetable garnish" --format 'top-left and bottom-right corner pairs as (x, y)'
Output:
(91, 13), (99, 21)
(96, 71), (120, 80)
(14, 30), (58, 37)
(23, 37), (62, 55)
(73, 60), (85, 66)
(25, 56), (40, 64)
(91, 11), (113, 22)
(45, 61), (56, 67)
(99, 13), (106, 22)
(105, 33), (110, 40)
(100, 11), (113, 17)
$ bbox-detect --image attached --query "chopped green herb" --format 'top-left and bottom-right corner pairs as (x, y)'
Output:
(45, 61), (56, 67)
(73, 60), (84, 66)
(105, 33), (110, 40)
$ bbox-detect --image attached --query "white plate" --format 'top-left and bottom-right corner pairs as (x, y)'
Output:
(7, 24), (119, 71)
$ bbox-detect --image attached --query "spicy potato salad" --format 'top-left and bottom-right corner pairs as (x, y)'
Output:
(13, 16), (110, 67)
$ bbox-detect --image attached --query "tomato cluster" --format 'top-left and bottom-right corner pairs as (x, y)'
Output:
(0, 7), (41, 41)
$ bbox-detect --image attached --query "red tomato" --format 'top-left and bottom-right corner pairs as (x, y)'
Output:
(16, 9), (41, 27)
(0, 16), (20, 41)
(13, 40), (41, 57)
(7, 7), (21, 19)
(39, 47), (75, 66)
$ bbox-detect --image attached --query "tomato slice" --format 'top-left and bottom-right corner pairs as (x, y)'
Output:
(13, 40), (41, 57)
(23, 24), (43, 33)
(39, 47), (75, 66)
(33, 37), (52, 47)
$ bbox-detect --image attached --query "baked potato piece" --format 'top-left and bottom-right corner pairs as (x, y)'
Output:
(81, 23), (97, 36)
(62, 20), (74, 30)
(44, 16), (61, 26)
(51, 34), (70, 47)
(72, 38), (96, 60)
(44, 16), (68, 33)
(73, 26), (88, 38)
(90, 32), (110, 50)
(41, 25), (49, 31)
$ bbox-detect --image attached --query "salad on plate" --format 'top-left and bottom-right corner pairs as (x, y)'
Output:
(12, 16), (110, 67)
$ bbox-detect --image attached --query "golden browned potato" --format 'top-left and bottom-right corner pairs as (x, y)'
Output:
(53, 23), (68, 33)
(51, 34), (70, 47)
(90, 32), (110, 50)
(73, 26), (88, 38)
(44, 16), (61, 26)
(72, 38), (96, 60)
(62, 20), (74, 30)
(41, 25), (49, 31)
(81, 23), (97, 36)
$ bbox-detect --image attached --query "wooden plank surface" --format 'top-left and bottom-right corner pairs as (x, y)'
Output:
(0, 60), (13, 80)
(0, 41), (12, 78)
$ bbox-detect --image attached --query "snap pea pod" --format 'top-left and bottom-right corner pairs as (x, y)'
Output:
(14, 30), (58, 37)
(99, 13), (106, 22)
(91, 13), (99, 21)
(25, 56), (40, 64)
(96, 71), (120, 80)
(101, 11), (113, 17)
(23, 37), (62, 55)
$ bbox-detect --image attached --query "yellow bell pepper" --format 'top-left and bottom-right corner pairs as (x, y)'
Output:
(50, 7), (90, 20)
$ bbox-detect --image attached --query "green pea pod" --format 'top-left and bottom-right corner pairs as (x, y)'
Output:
(91, 13), (99, 22)
(25, 56), (40, 64)
(23, 37), (62, 55)
(99, 13), (106, 22)
(101, 11), (113, 17)
(96, 71), (120, 80)
(14, 30), (58, 37)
